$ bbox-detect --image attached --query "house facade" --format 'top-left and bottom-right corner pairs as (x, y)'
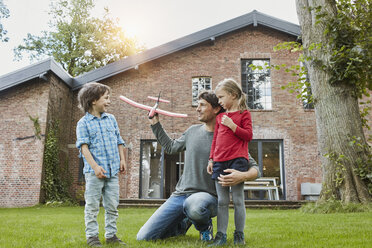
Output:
(2, 11), (368, 207)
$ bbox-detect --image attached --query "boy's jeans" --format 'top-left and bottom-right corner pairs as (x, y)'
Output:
(136, 192), (217, 240)
(84, 173), (119, 239)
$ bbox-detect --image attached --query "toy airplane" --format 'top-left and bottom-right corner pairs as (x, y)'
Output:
(119, 93), (188, 118)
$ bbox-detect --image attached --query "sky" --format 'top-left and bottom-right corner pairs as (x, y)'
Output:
(0, 0), (299, 76)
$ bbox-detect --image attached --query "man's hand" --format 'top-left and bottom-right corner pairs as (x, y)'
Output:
(218, 169), (247, 186)
(94, 166), (107, 179)
(218, 168), (258, 186)
(149, 113), (159, 125)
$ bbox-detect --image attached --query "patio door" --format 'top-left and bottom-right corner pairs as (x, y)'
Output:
(139, 140), (164, 199)
(139, 140), (184, 199)
(248, 140), (286, 200)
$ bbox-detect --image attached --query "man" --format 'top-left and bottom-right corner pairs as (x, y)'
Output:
(136, 91), (259, 241)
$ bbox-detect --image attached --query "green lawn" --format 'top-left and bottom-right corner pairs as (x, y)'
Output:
(0, 206), (371, 247)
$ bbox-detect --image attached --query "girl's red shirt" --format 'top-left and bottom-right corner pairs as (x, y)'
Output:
(210, 110), (253, 162)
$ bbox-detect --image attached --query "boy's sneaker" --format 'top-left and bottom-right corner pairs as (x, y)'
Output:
(106, 234), (126, 246)
(234, 231), (245, 245)
(87, 236), (102, 247)
(200, 220), (214, 241)
(208, 232), (227, 246)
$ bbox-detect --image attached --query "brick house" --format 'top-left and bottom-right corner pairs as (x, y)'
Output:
(2, 10), (367, 207)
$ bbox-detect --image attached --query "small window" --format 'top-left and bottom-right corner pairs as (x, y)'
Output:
(241, 59), (272, 110)
(302, 84), (314, 109)
(300, 62), (314, 110)
(192, 77), (212, 106)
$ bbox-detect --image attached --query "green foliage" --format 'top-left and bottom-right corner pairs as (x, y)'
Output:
(301, 198), (372, 213)
(14, 0), (145, 76)
(321, 0), (372, 98)
(28, 115), (41, 140)
(273, 0), (371, 107)
(273, 1), (371, 122)
(348, 136), (372, 195)
(324, 152), (347, 188)
(360, 100), (371, 130)
(42, 120), (72, 203)
(0, 0), (9, 42)
(45, 200), (77, 207)
(323, 136), (372, 196)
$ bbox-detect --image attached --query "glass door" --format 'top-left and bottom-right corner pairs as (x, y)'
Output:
(139, 140), (185, 199)
(139, 140), (164, 199)
(247, 140), (285, 200)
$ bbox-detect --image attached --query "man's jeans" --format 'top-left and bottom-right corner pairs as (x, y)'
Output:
(84, 173), (119, 239)
(136, 192), (217, 240)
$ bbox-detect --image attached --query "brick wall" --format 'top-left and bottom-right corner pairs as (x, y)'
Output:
(0, 72), (77, 207)
(0, 78), (50, 207)
(67, 25), (322, 200)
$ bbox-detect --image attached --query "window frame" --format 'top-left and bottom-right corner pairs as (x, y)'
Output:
(191, 76), (212, 106)
(241, 59), (272, 110)
(139, 139), (164, 199)
(249, 139), (286, 200)
(300, 61), (314, 110)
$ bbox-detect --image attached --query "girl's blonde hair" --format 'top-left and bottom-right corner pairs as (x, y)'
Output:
(215, 78), (248, 112)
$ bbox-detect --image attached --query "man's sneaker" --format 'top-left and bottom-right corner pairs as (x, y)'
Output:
(234, 231), (245, 245)
(106, 234), (126, 246)
(87, 236), (102, 247)
(180, 217), (192, 235)
(208, 232), (227, 246)
(200, 220), (213, 241)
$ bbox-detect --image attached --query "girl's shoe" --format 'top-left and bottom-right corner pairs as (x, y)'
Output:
(208, 232), (227, 246)
(233, 231), (245, 245)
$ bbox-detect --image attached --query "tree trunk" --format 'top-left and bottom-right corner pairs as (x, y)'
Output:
(296, 0), (371, 203)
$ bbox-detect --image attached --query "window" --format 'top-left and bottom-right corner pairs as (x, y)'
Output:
(192, 77), (212, 106)
(300, 62), (314, 109)
(248, 140), (285, 200)
(241, 59), (272, 110)
(302, 83), (314, 109)
(139, 140), (185, 199)
(139, 140), (164, 199)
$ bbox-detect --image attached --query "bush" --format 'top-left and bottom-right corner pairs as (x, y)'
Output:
(301, 199), (372, 214)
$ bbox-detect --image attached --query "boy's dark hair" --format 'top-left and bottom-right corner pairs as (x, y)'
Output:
(198, 90), (225, 114)
(77, 82), (111, 113)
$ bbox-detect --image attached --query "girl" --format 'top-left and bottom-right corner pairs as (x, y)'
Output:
(207, 78), (252, 246)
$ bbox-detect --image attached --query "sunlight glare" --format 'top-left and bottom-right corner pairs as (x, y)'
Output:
(123, 24), (139, 39)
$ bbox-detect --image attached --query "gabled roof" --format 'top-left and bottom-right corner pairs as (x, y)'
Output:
(73, 10), (300, 89)
(0, 10), (300, 92)
(0, 58), (73, 91)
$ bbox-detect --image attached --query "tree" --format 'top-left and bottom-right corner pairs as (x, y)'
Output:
(0, 0), (10, 42)
(296, 0), (371, 203)
(14, 0), (144, 76)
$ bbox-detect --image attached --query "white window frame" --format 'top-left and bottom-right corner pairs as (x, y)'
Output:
(192, 77), (212, 106)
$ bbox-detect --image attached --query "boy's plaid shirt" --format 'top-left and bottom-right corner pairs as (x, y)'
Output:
(76, 112), (126, 178)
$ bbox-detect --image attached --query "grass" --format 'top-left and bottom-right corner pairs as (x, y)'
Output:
(0, 206), (371, 247)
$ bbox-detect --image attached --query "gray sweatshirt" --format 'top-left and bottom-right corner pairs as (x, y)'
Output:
(151, 122), (260, 197)
(151, 122), (216, 196)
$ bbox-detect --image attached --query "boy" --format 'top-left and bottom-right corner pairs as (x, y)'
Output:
(76, 82), (127, 247)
